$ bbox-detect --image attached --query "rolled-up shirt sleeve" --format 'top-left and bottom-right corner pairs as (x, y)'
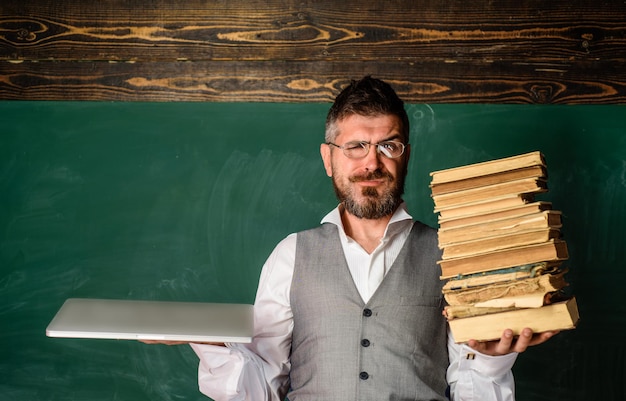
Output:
(189, 234), (297, 401)
(190, 344), (249, 400)
(447, 329), (518, 401)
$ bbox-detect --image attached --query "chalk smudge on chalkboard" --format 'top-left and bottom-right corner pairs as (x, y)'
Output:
(406, 104), (436, 136)
(203, 148), (329, 300)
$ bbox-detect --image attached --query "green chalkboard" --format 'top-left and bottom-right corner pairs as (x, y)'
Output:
(1, 101), (625, 400)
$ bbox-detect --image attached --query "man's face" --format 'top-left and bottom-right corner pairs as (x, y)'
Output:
(320, 114), (410, 219)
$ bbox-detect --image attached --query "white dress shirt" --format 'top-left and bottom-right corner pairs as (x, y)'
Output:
(191, 203), (518, 401)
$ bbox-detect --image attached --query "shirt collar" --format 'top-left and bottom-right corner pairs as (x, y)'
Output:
(321, 202), (413, 242)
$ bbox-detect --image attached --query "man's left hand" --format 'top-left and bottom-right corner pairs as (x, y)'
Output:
(467, 328), (558, 356)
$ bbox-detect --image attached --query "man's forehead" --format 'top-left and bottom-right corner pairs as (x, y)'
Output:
(336, 114), (403, 139)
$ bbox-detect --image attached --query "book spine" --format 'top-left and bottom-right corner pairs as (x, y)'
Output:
(430, 151), (545, 184)
(448, 297), (579, 343)
(439, 240), (569, 278)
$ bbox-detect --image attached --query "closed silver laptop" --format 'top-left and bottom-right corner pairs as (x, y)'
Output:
(46, 298), (254, 343)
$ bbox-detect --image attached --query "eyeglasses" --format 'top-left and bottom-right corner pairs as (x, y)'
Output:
(326, 140), (406, 159)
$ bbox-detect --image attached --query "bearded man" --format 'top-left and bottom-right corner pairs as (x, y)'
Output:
(185, 76), (555, 401)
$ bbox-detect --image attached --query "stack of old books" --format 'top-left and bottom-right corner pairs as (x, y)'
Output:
(430, 151), (579, 343)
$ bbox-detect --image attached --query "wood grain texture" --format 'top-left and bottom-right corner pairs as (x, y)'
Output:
(1, 0), (625, 103)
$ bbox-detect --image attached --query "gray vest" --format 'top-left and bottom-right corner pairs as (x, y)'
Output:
(289, 222), (448, 401)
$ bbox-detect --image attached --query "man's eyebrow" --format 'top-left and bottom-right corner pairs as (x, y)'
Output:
(347, 134), (403, 144)
(380, 134), (403, 142)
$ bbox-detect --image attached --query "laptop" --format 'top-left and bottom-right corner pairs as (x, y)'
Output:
(46, 298), (254, 343)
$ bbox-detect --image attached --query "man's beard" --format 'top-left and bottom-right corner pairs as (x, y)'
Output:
(332, 168), (406, 219)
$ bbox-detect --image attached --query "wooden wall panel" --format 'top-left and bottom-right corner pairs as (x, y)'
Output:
(1, 0), (625, 103)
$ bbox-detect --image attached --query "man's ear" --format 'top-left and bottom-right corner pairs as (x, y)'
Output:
(320, 143), (333, 177)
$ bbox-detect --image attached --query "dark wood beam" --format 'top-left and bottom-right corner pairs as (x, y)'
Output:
(1, 0), (625, 103)
(2, 59), (624, 104)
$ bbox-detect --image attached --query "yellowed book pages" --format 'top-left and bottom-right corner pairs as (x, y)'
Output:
(438, 210), (562, 247)
(445, 304), (517, 320)
(438, 240), (569, 278)
(441, 228), (561, 259)
(430, 151), (545, 185)
(431, 165), (547, 196)
(433, 177), (547, 210)
(443, 270), (568, 306)
(442, 262), (559, 290)
(439, 201), (553, 230)
(448, 297), (579, 343)
(475, 292), (552, 308)
(437, 195), (533, 220)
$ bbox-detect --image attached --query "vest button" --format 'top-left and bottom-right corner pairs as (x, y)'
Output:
(359, 371), (369, 380)
(363, 308), (372, 317)
(361, 339), (370, 347)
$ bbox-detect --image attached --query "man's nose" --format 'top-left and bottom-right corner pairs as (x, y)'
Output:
(362, 144), (384, 170)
